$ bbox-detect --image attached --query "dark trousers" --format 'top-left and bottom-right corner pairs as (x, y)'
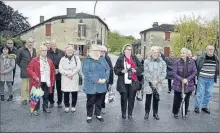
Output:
(145, 94), (159, 114)
(49, 80), (62, 104)
(172, 91), (192, 115)
(64, 92), (78, 107)
(12, 67), (16, 86)
(168, 79), (172, 91)
(86, 93), (105, 117)
(120, 84), (137, 116)
(35, 82), (50, 111)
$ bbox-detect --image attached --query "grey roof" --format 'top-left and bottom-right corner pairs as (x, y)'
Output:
(13, 13), (109, 37)
(140, 24), (175, 34)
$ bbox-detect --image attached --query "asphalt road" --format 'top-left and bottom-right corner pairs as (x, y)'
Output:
(0, 55), (219, 132)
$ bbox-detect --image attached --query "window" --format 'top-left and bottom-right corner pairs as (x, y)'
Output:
(144, 33), (146, 42)
(78, 24), (86, 37)
(165, 32), (170, 41)
(45, 24), (51, 36)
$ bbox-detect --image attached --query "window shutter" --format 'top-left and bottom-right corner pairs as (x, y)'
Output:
(45, 24), (51, 36)
(165, 32), (170, 41)
(78, 24), (80, 37)
(84, 24), (86, 37)
(144, 33), (146, 41)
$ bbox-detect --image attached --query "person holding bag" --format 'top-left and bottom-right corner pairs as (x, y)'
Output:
(143, 46), (167, 120)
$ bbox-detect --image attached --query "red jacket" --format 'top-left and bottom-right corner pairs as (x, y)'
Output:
(26, 57), (55, 93)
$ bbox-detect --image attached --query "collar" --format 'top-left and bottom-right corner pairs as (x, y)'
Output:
(40, 56), (47, 61)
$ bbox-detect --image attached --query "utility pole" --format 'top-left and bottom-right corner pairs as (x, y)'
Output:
(93, 1), (98, 45)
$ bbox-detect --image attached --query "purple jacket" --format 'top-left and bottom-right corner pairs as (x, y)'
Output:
(172, 58), (197, 93)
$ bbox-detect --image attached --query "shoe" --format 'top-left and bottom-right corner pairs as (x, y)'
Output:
(174, 114), (178, 119)
(122, 114), (126, 119)
(22, 100), (27, 105)
(144, 113), (149, 120)
(153, 114), (160, 120)
(1, 95), (5, 101)
(7, 95), (13, 101)
(96, 116), (104, 122)
(168, 91), (171, 93)
(65, 108), (70, 113)
(102, 108), (106, 114)
(128, 115), (133, 120)
(202, 108), (210, 114)
(136, 97), (143, 101)
(71, 107), (76, 113)
(57, 103), (62, 108)
(43, 108), (51, 113)
(49, 103), (54, 108)
(194, 108), (200, 114)
(33, 110), (39, 116)
(87, 118), (92, 123)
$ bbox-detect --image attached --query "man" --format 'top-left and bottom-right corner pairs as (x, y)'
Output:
(157, 46), (166, 61)
(47, 40), (65, 108)
(100, 45), (114, 114)
(136, 54), (144, 101)
(44, 40), (51, 51)
(6, 39), (17, 86)
(16, 37), (36, 105)
(194, 45), (219, 114)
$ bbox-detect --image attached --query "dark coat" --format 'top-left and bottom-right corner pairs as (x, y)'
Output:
(105, 55), (114, 85)
(196, 54), (219, 83)
(172, 58), (197, 93)
(114, 54), (144, 93)
(16, 47), (36, 78)
(47, 48), (65, 80)
(165, 57), (177, 79)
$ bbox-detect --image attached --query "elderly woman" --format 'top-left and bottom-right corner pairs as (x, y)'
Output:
(0, 45), (16, 101)
(114, 44), (144, 120)
(166, 51), (177, 93)
(172, 48), (197, 119)
(26, 45), (55, 116)
(136, 54), (144, 101)
(143, 46), (167, 120)
(59, 45), (81, 113)
(82, 44), (110, 123)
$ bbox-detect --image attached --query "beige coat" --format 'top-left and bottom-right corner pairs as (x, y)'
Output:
(59, 55), (81, 92)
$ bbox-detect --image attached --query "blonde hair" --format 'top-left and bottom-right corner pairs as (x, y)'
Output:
(121, 44), (133, 55)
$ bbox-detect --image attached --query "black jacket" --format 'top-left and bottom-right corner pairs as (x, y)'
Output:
(114, 54), (144, 93)
(105, 55), (114, 85)
(47, 48), (65, 80)
(196, 54), (219, 83)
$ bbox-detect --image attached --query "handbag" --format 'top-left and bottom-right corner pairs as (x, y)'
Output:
(149, 82), (160, 101)
(73, 56), (82, 85)
(105, 86), (115, 104)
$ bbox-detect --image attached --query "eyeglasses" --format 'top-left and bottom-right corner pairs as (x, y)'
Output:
(7, 43), (13, 44)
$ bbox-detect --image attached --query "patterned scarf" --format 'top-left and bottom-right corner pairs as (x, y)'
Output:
(125, 56), (137, 81)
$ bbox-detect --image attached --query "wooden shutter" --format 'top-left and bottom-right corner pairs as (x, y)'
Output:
(144, 33), (146, 41)
(45, 24), (51, 36)
(165, 32), (170, 41)
(84, 24), (86, 37)
(164, 47), (170, 57)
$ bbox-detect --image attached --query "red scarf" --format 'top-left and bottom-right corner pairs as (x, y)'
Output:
(125, 56), (137, 82)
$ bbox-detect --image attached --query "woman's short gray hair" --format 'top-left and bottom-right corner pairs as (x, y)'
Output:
(150, 46), (159, 53)
(180, 48), (189, 54)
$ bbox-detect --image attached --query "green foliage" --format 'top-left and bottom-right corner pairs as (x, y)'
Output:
(171, 15), (219, 56)
(0, 36), (25, 48)
(107, 31), (136, 53)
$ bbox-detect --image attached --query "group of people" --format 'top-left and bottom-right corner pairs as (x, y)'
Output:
(0, 37), (219, 123)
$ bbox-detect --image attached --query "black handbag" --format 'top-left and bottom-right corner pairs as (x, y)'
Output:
(149, 82), (160, 101)
(73, 56), (82, 85)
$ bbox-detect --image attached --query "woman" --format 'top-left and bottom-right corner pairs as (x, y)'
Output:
(143, 46), (167, 120)
(165, 51), (177, 93)
(82, 44), (110, 123)
(172, 48), (197, 119)
(136, 54), (144, 101)
(0, 45), (16, 101)
(114, 44), (143, 120)
(26, 45), (55, 116)
(59, 45), (81, 113)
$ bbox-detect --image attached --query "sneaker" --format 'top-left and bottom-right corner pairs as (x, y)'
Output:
(33, 110), (39, 116)
(65, 108), (70, 113)
(49, 103), (54, 108)
(1, 95), (5, 101)
(102, 108), (106, 114)
(57, 103), (62, 108)
(7, 95), (13, 101)
(202, 108), (210, 114)
(71, 107), (76, 113)
(194, 107), (200, 114)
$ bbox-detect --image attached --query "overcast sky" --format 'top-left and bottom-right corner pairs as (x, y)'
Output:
(5, 1), (219, 39)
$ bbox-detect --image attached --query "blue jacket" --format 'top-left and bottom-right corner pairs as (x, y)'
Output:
(82, 55), (110, 94)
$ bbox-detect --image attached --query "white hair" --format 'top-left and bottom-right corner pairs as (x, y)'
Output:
(150, 46), (159, 53)
(90, 44), (100, 51)
(100, 45), (108, 52)
(180, 48), (189, 54)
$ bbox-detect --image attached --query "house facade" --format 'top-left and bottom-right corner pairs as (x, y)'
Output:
(14, 8), (109, 56)
(139, 22), (175, 58)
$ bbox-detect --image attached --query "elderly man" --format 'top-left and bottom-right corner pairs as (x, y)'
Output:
(44, 40), (51, 51)
(16, 37), (37, 105)
(157, 46), (166, 62)
(194, 45), (219, 114)
(47, 40), (65, 108)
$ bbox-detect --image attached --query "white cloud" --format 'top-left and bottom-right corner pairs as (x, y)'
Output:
(5, 1), (219, 39)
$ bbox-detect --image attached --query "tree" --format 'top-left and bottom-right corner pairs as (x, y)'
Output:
(171, 15), (219, 56)
(0, 1), (31, 37)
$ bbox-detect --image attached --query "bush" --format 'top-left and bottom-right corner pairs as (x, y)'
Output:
(0, 36), (25, 48)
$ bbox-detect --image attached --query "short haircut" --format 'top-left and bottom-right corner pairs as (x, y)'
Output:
(180, 47), (189, 54)
(1, 45), (10, 53)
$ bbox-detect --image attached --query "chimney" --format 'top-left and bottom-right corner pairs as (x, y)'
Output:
(67, 8), (76, 17)
(152, 22), (158, 28)
(40, 16), (44, 23)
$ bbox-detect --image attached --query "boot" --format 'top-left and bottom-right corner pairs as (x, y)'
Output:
(144, 112), (149, 120)
(153, 113), (160, 120)
(7, 95), (13, 101)
(1, 95), (5, 101)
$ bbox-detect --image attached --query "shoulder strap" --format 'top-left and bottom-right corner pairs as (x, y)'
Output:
(73, 56), (77, 66)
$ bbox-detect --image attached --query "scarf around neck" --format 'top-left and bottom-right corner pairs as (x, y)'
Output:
(125, 56), (137, 81)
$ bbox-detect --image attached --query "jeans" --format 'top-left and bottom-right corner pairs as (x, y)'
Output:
(195, 77), (214, 109)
